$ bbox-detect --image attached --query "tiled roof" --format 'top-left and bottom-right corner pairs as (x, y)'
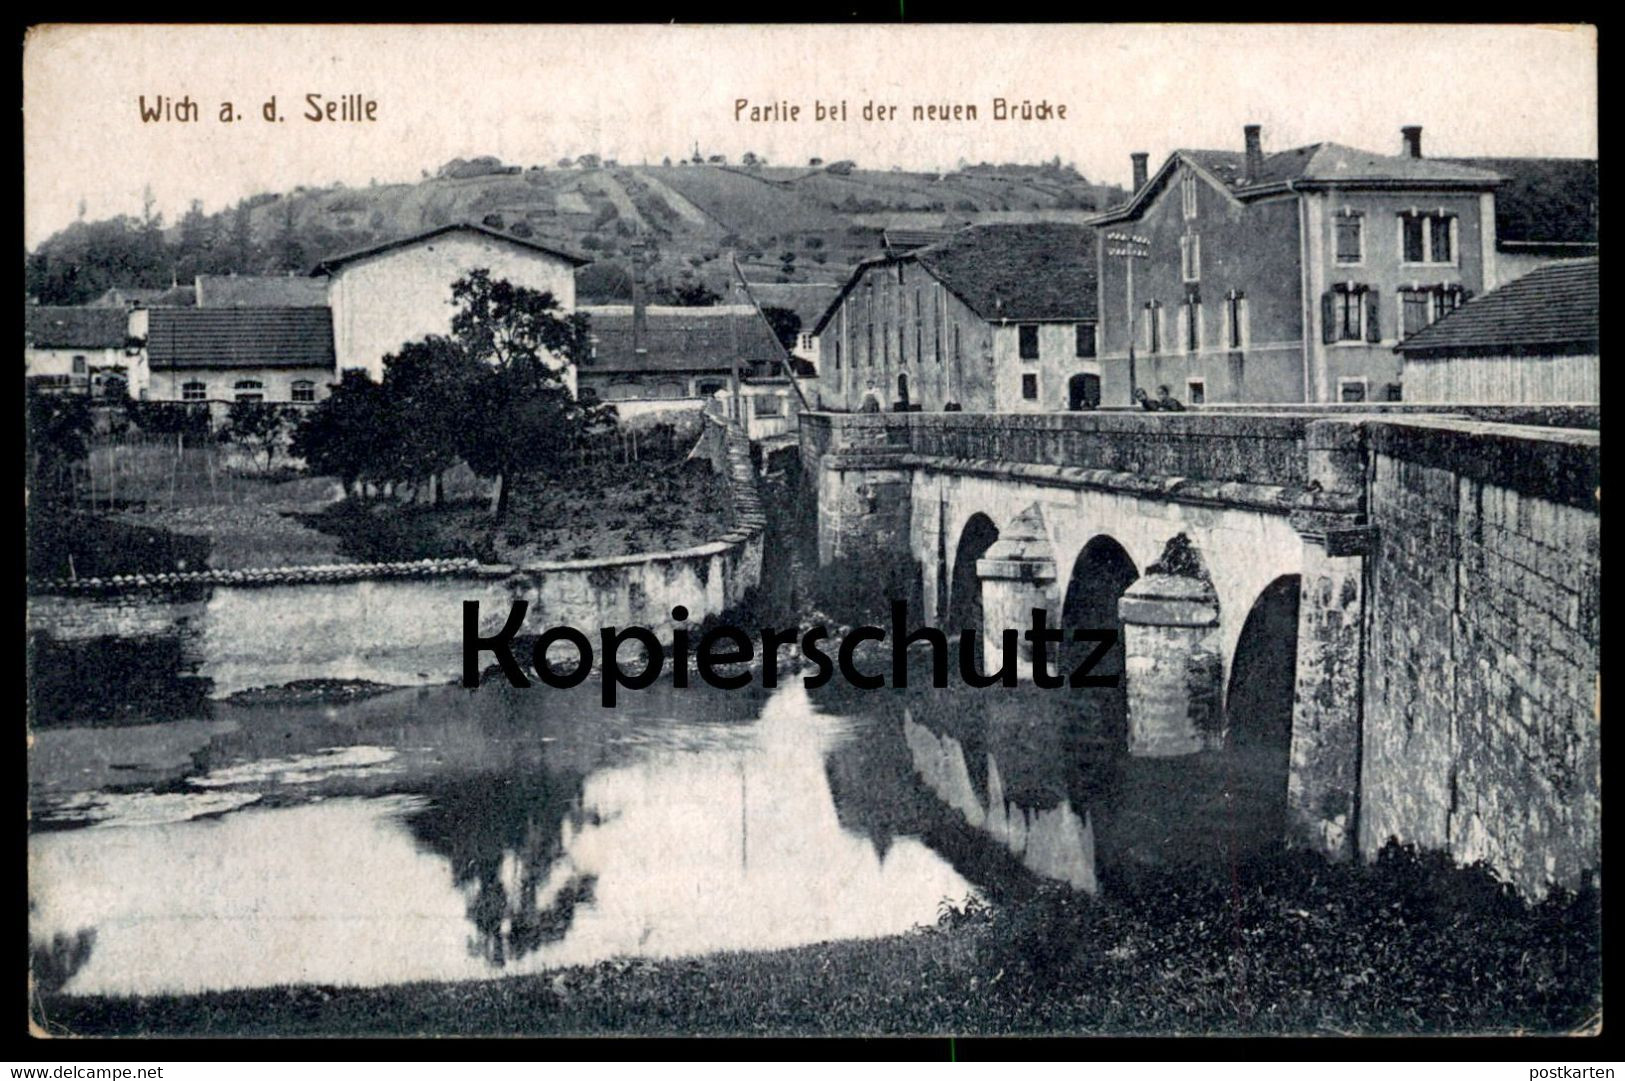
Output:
(740, 282), (842, 330)
(578, 305), (785, 373)
(147, 307), (336, 370)
(1440, 158), (1599, 247)
(26, 306), (130, 349)
(309, 222), (590, 275)
(89, 287), (170, 308)
(1395, 259), (1597, 357)
(1185, 143), (1502, 188)
(915, 222), (1097, 322)
(196, 274), (329, 307)
(1099, 143), (1503, 223)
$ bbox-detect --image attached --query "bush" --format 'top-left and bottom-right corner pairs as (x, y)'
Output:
(805, 549), (922, 628)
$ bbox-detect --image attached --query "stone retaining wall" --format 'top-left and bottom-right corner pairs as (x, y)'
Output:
(27, 418), (767, 697)
(1359, 417), (1600, 898)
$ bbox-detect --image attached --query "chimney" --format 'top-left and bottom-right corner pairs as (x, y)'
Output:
(1130, 152), (1149, 193)
(630, 254), (648, 354)
(1243, 125), (1263, 182)
(1402, 125), (1423, 159)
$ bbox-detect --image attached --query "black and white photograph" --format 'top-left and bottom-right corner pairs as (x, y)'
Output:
(23, 23), (1600, 1042)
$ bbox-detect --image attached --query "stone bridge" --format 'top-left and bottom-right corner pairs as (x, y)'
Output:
(799, 407), (1600, 898)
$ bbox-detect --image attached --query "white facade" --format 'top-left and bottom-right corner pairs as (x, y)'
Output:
(320, 228), (581, 391)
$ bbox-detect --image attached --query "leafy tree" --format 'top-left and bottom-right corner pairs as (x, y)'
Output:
(26, 387), (93, 504)
(661, 280), (721, 307)
(378, 336), (481, 504)
(220, 400), (301, 472)
(448, 269), (613, 521)
(760, 305), (802, 352)
(291, 371), (390, 494)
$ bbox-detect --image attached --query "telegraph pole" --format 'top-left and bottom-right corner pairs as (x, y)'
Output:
(1105, 231), (1150, 401)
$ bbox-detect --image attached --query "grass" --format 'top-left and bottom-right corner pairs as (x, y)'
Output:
(299, 459), (734, 566)
(33, 845), (1600, 1038)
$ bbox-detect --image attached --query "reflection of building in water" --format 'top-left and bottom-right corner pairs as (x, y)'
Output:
(903, 711), (1098, 893)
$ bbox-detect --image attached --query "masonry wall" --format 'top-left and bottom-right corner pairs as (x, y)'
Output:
(817, 260), (998, 413)
(1359, 418), (1600, 898)
(324, 231), (578, 383)
(144, 365), (334, 404)
(1400, 353), (1599, 405)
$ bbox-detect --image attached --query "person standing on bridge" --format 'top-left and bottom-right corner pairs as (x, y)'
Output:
(1156, 385), (1186, 412)
(1134, 387), (1161, 412)
(859, 381), (884, 413)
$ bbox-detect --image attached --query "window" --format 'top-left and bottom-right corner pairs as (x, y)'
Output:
(1180, 234), (1201, 282)
(953, 325), (961, 363)
(1225, 290), (1248, 350)
(834, 339), (841, 370)
(181, 380), (206, 402)
(234, 379), (264, 403)
(1400, 285), (1467, 339)
(1338, 378), (1368, 403)
(1400, 211), (1456, 265)
(1335, 211), (1364, 264)
(1401, 289), (1431, 338)
(1181, 174), (1198, 221)
(866, 322), (874, 365)
(1021, 373), (1038, 400)
(71, 355), (87, 375)
(1184, 300), (1201, 354)
(1018, 324), (1040, 360)
(1187, 378), (1206, 405)
(291, 379), (316, 403)
(799, 334), (814, 351)
(1324, 284), (1378, 343)
(1385, 382), (1403, 402)
(1075, 323), (1096, 358)
(1144, 301), (1163, 353)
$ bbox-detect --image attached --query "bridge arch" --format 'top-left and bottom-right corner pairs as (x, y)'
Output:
(1225, 574), (1302, 756)
(946, 512), (1000, 664)
(1060, 535), (1139, 738)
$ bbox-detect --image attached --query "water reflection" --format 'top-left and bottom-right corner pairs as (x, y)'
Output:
(30, 682), (977, 996)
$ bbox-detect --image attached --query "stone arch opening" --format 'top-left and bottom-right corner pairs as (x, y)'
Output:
(1225, 574), (1301, 754)
(947, 513), (1000, 667)
(1068, 372), (1101, 411)
(1061, 535), (1139, 741)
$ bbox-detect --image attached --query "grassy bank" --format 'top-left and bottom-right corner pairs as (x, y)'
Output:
(299, 459), (733, 565)
(35, 845), (1599, 1037)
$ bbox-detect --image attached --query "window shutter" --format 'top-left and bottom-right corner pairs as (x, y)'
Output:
(1321, 291), (1336, 344)
(1365, 288), (1382, 343)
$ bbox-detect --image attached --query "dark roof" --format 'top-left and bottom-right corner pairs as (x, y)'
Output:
(740, 282), (842, 330)
(918, 223), (1097, 322)
(1098, 143), (1502, 223)
(146, 307), (336, 370)
(578, 305), (785, 373)
(26, 306), (129, 349)
(89, 287), (169, 308)
(309, 222), (590, 275)
(1440, 158), (1598, 248)
(1395, 259), (1598, 358)
(196, 274), (328, 307)
(815, 222), (1098, 334)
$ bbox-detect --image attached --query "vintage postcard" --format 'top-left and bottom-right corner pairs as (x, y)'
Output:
(24, 23), (1600, 1041)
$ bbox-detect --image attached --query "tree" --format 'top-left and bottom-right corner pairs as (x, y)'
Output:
(378, 336), (481, 504)
(760, 306), (802, 352)
(291, 371), (390, 494)
(26, 386), (93, 505)
(447, 270), (614, 521)
(662, 280), (721, 307)
(220, 400), (300, 472)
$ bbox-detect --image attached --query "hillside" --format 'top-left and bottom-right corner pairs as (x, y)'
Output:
(25, 158), (1126, 306)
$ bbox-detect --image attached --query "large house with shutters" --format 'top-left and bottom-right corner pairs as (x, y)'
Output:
(813, 223), (1099, 413)
(1090, 125), (1503, 405)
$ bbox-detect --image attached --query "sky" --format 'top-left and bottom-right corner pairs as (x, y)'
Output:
(23, 23), (1598, 250)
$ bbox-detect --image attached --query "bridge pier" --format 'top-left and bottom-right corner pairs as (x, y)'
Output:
(1118, 573), (1224, 757)
(975, 504), (1058, 680)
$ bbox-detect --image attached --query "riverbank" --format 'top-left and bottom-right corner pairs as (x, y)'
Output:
(36, 844), (1598, 1037)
